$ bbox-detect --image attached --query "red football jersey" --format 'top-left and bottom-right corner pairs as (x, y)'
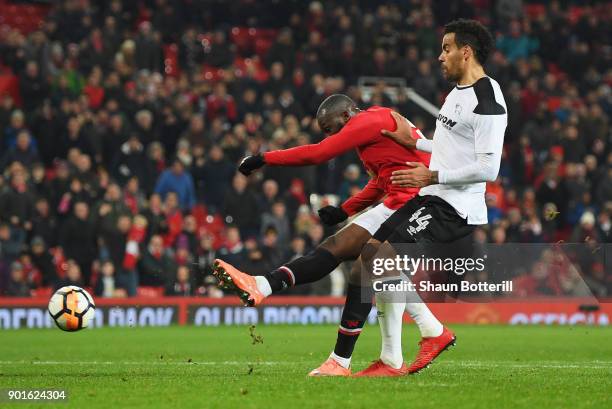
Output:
(263, 106), (431, 215)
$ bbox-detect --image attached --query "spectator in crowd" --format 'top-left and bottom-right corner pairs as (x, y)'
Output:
(94, 183), (131, 234)
(181, 115), (209, 148)
(165, 264), (193, 296)
(0, 170), (35, 228)
(0, 222), (25, 268)
(218, 226), (246, 268)
(134, 21), (162, 72)
(597, 209), (611, 243)
(112, 134), (152, 191)
(5, 261), (30, 297)
(29, 236), (57, 287)
(513, 260), (561, 297)
(139, 234), (176, 286)
(141, 193), (167, 239)
(258, 179), (280, 214)
(260, 227), (286, 270)
(154, 158), (196, 212)
(206, 82), (237, 123)
(55, 259), (85, 289)
(261, 201), (291, 247)
(194, 234), (217, 278)
(199, 144), (235, 213)
(161, 191), (183, 247)
(338, 164), (367, 203)
(178, 215), (199, 257)
(571, 211), (600, 244)
(496, 20), (539, 63)
(99, 214), (134, 294)
(1, 130), (39, 170)
(20, 61), (49, 114)
(223, 173), (260, 238)
(95, 260), (120, 298)
(58, 202), (96, 283)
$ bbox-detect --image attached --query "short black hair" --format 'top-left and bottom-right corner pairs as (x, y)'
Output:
(316, 94), (356, 121)
(444, 19), (494, 65)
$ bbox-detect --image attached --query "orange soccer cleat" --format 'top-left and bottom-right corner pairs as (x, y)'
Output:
(308, 358), (351, 377)
(408, 327), (456, 374)
(352, 360), (408, 377)
(212, 259), (265, 306)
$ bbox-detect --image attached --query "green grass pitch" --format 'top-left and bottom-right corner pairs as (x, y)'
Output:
(1, 324), (611, 409)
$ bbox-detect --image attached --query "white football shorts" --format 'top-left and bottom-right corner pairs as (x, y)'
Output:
(351, 203), (396, 236)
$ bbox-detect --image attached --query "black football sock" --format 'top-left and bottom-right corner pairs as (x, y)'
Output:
(333, 284), (374, 360)
(263, 247), (340, 293)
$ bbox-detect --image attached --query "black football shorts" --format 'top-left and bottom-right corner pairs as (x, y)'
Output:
(373, 195), (475, 244)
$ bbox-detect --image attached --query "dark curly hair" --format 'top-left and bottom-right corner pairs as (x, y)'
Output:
(444, 19), (494, 65)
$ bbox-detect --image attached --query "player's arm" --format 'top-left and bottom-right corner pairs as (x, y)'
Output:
(238, 114), (379, 175)
(381, 111), (431, 152)
(391, 112), (507, 187)
(318, 177), (385, 225)
(437, 112), (506, 185)
(341, 176), (386, 215)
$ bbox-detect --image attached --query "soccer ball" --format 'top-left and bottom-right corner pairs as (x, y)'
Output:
(48, 286), (96, 331)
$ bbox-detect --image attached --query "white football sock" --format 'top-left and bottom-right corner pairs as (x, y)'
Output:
(403, 273), (443, 338)
(376, 297), (405, 369)
(329, 352), (351, 369)
(405, 302), (443, 338)
(255, 276), (272, 297)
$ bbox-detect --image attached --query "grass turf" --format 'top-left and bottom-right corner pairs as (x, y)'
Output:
(0, 324), (611, 409)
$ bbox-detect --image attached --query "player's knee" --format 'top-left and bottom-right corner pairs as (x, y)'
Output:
(320, 235), (341, 257)
(360, 238), (381, 264)
(320, 234), (354, 261)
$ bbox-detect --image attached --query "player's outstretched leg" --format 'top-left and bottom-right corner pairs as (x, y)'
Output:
(213, 224), (371, 306)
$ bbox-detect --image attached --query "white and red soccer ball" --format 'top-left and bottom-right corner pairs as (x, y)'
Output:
(47, 286), (96, 331)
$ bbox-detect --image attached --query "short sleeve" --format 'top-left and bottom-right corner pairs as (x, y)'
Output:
(473, 113), (507, 154)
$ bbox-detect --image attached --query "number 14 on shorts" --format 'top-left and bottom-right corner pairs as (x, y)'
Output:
(407, 207), (432, 235)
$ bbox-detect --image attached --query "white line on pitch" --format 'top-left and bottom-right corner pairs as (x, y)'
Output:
(1, 360), (611, 369)
(438, 361), (612, 369)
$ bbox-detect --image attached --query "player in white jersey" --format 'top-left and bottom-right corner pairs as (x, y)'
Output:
(353, 19), (508, 377)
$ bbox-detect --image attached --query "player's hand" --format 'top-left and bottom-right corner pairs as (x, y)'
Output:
(238, 154), (265, 176)
(318, 205), (348, 226)
(390, 162), (437, 187)
(381, 111), (417, 149)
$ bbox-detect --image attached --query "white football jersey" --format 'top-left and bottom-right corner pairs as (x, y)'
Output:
(420, 76), (507, 225)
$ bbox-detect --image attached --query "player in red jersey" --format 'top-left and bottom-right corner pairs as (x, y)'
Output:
(213, 94), (441, 376)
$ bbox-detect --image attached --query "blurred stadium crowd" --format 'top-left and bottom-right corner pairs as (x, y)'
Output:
(0, 0), (610, 298)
